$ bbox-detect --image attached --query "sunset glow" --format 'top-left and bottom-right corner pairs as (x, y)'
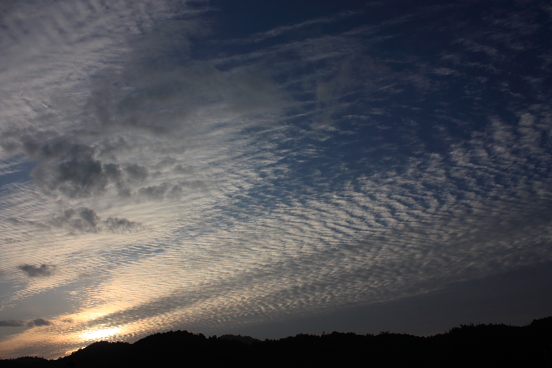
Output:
(80, 328), (122, 341)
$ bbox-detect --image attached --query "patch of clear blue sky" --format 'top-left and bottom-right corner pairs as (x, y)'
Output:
(0, 161), (35, 189)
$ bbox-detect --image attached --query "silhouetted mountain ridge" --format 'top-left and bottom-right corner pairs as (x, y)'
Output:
(2, 317), (551, 367)
(219, 334), (260, 344)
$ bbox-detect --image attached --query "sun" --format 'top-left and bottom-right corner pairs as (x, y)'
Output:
(80, 327), (122, 340)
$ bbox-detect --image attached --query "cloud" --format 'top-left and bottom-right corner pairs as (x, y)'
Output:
(27, 318), (52, 328)
(0, 318), (56, 328)
(0, 0), (287, 209)
(0, 135), (121, 198)
(30, 142), (116, 199)
(17, 264), (55, 278)
(103, 217), (144, 233)
(228, 10), (362, 44)
(6, 207), (143, 235)
(138, 183), (170, 201)
(154, 156), (177, 170)
(138, 180), (207, 201)
(125, 164), (149, 182)
(173, 164), (194, 175)
(74, 16), (285, 142)
(49, 207), (142, 234)
(4, 317), (106, 332)
(50, 208), (100, 234)
(1, 0), (552, 359)
(1, 38), (284, 203)
(6, 218), (51, 230)
(0, 320), (25, 327)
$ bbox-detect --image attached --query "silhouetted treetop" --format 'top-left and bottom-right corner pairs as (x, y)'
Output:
(1, 317), (551, 368)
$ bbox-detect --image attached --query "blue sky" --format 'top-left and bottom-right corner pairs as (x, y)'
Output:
(1, 0), (552, 358)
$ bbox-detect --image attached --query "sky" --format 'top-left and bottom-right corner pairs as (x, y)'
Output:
(1, 0), (552, 359)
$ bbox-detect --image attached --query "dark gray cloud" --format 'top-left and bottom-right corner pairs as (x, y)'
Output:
(1, 131), (154, 200)
(103, 217), (144, 233)
(173, 164), (194, 175)
(17, 264), (55, 278)
(50, 207), (142, 234)
(0, 127), (59, 157)
(1, 124), (205, 203)
(125, 164), (149, 182)
(6, 207), (143, 234)
(30, 142), (115, 199)
(0, 320), (25, 327)
(103, 163), (124, 182)
(27, 318), (52, 328)
(0, 318), (56, 329)
(138, 183), (170, 201)
(54, 156), (106, 197)
(0, 135), (120, 198)
(50, 208), (100, 234)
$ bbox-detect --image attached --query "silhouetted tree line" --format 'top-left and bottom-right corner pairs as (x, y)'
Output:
(2, 316), (551, 368)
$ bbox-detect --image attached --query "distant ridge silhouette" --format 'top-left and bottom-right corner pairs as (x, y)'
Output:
(2, 317), (551, 367)
(219, 334), (260, 345)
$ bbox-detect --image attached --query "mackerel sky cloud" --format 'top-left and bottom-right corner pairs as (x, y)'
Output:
(1, 0), (552, 359)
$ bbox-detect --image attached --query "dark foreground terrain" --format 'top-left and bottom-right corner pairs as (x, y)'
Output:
(2, 317), (551, 368)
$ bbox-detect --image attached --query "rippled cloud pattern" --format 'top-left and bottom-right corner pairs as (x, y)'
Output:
(1, 0), (552, 359)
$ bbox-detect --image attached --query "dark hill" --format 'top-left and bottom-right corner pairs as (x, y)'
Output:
(2, 317), (551, 368)
(219, 334), (261, 344)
